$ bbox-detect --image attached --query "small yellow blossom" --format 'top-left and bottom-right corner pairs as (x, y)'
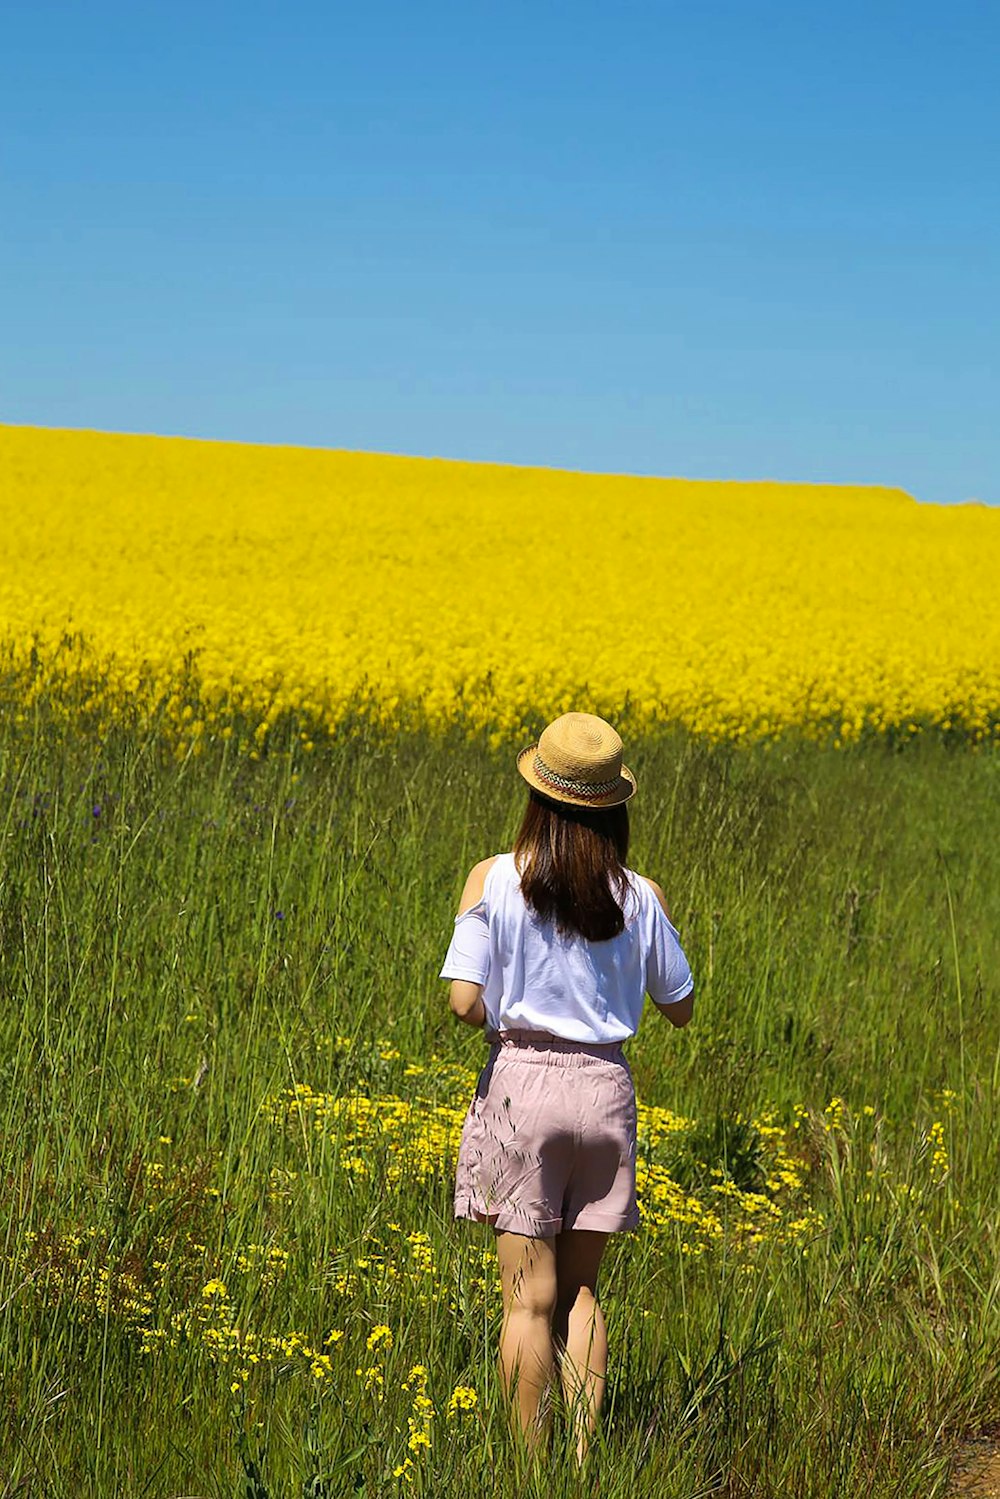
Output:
(446, 1386), (478, 1416)
(366, 1324), (393, 1352)
(928, 1120), (949, 1178)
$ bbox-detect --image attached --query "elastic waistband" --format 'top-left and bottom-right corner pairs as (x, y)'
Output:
(494, 1029), (627, 1066)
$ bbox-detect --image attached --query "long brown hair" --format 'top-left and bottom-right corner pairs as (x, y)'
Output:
(514, 790), (631, 941)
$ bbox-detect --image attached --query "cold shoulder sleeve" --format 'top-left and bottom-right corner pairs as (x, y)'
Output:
(439, 897), (491, 984)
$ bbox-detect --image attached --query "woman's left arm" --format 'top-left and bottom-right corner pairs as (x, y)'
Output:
(445, 857), (496, 1029)
(449, 979), (486, 1028)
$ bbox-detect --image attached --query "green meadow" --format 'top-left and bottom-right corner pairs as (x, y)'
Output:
(1, 710), (998, 1497)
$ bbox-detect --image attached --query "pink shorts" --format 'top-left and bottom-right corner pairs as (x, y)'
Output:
(454, 1030), (639, 1237)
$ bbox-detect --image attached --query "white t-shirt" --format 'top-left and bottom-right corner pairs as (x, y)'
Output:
(439, 852), (694, 1044)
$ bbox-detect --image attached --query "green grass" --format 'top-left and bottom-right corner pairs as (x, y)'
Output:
(1, 711), (998, 1497)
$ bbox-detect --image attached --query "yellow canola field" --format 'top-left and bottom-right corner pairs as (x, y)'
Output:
(2, 424), (998, 745)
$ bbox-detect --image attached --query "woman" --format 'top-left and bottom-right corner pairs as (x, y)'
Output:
(440, 711), (694, 1464)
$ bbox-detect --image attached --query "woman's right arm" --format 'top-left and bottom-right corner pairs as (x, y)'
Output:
(655, 991), (694, 1028)
(644, 877), (695, 1028)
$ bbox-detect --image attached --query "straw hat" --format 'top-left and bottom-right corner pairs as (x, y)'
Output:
(517, 712), (636, 808)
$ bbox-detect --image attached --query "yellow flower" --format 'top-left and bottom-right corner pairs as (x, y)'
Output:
(446, 1386), (478, 1416)
(928, 1120), (949, 1177)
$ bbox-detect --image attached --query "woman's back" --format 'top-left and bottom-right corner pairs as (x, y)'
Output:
(440, 851), (693, 1044)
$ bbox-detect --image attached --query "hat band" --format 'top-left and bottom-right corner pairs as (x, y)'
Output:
(533, 753), (620, 800)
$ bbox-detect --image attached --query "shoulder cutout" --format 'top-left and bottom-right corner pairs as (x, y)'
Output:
(457, 855), (500, 915)
(638, 875), (673, 922)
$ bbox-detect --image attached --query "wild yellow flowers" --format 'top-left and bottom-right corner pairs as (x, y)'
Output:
(3, 424), (998, 748)
(6, 1041), (957, 1488)
(267, 1062), (818, 1256)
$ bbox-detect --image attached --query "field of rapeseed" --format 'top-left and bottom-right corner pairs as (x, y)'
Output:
(3, 423), (1000, 748)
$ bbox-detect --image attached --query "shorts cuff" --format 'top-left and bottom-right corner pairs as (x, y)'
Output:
(455, 1197), (563, 1238)
(563, 1206), (641, 1233)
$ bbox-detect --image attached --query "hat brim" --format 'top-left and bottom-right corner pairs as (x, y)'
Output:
(516, 744), (637, 808)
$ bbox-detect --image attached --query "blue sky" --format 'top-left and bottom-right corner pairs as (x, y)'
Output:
(2, 1), (998, 503)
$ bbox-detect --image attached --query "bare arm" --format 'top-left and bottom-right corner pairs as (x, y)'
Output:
(447, 857), (497, 1029)
(449, 978), (487, 1027)
(655, 990), (694, 1028)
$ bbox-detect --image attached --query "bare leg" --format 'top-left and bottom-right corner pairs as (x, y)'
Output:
(553, 1229), (609, 1466)
(495, 1231), (559, 1454)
